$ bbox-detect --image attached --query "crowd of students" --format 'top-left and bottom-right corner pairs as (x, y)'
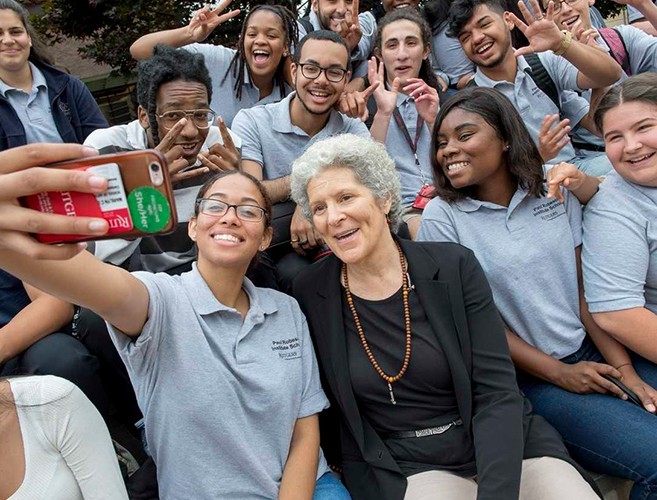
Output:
(1, 0), (657, 497)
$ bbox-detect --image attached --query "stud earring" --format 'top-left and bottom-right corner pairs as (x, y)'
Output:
(504, 145), (510, 151)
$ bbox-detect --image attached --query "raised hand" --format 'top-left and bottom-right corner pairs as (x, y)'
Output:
(339, 0), (362, 52)
(290, 205), (323, 256)
(510, 0), (567, 57)
(0, 144), (110, 259)
(336, 80), (380, 121)
(538, 113), (570, 163)
(563, 19), (603, 50)
(368, 56), (400, 115)
(186, 0), (241, 43)
(198, 116), (241, 171)
(403, 78), (439, 127)
(546, 161), (584, 201)
(155, 118), (207, 184)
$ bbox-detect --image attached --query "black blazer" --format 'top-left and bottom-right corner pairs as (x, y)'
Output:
(294, 239), (597, 500)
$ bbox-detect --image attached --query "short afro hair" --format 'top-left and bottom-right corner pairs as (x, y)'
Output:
(136, 45), (213, 145)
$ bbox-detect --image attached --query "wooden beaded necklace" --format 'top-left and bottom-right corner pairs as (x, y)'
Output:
(342, 241), (412, 405)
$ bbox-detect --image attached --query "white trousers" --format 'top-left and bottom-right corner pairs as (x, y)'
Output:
(404, 457), (599, 500)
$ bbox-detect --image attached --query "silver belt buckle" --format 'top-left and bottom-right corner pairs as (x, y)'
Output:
(414, 418), (462, 438)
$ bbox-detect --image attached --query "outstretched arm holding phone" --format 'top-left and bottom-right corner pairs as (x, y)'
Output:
(0, 143), (155, 336)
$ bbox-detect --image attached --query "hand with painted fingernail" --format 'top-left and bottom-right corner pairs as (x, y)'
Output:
(0, 144), (110, 260)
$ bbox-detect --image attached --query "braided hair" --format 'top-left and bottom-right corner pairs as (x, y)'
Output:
(136, 45), (212, 146)
(224, 4), (298, 101)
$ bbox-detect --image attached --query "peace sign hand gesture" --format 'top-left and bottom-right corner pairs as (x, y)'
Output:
(338, 0), (362, 52)
(187, 0), (241, 43)
(368, 56), (400, 115)
(509, 0), (567, 57)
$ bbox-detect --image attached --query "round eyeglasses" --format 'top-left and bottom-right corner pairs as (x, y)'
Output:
(156, 109), (216, 130)
(298, 63), (348, 83)
(196, 198), (267, 223)
(544, 0), (582, 13)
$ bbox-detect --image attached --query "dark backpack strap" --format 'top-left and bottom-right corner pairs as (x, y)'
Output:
(598, 27), (631, 76)
(464, 77), (477, 89)
(299, 16), (314, 36)
(524, 53), (560, 111)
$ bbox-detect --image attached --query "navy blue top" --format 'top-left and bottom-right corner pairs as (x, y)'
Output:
(0, 269), (30, 329)
(0, 59), (108, 151)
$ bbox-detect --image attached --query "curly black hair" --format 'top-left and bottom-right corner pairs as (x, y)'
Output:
(375, 8), (441, 92)
(223, 4), (298, 101)
(136, 45), (213, 146)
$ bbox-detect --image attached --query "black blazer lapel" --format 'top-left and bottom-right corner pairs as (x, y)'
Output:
(399, 239), (474, 428)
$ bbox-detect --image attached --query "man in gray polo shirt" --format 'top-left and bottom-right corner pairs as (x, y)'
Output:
(448, 0), (622, 175)
(298, 0), (377, 77)
(233, 30), (369, 282)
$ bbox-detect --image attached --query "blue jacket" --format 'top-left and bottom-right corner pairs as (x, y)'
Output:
(0, 60), (108, 151)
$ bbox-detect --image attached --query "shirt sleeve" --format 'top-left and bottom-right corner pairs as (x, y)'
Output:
(70, 76), (109, 141)
(616, 25), (657, 75)
(540, 51), (581, 92)
(48, 380), (129, 499)
(106, 272), (172, 381)
(296, 307), (330, 419)
(186, 43), (236, 72)
(559, 90), (591, 127)
(416, 198), (461, 243)
(345, 118), (371, 137)
(231, 109), (264, 166)
(627, 3), (648, 23)
(350, 12), (377, 61)
(563, 188), (583, 247)
(582, 203), (650, 313)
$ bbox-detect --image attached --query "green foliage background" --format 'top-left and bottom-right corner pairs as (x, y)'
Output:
(31, 0), (624, 75)
(32, 0), (298, 74)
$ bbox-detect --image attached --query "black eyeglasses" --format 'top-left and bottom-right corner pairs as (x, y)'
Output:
(196, 198), (267, 222)
(544, 0), (582, 13)
(298, 63), (348, 83)
(156, 109), (216, 130)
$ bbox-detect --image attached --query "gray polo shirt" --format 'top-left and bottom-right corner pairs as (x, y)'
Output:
(107, 265), (330, 499)
(417, 187), (585, 359)
(599, 24), (657, 74)
(386, 92), (434, 207)
(298, 10), (377, 64)
(186, 44), (292, 128)
(232, 91), (370, 179)
(473, 53), (581, 163)
(431, 24), (474, 86)
(628, 2), (654, 23)
(582, 171), (657, 315)
(0, 62), (63, 144)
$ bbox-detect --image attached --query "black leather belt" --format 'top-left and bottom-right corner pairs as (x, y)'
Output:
(384, 418), (463, 439)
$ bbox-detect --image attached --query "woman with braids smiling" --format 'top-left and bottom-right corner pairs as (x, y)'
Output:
(130, 0), (298, 127)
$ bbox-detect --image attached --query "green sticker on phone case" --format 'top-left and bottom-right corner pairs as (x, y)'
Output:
(127, 187), (171, 233)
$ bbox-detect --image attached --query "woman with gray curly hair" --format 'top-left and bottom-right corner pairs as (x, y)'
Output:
(291, 134), (593, 500)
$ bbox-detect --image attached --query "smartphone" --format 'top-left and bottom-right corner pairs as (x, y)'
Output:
(602, 373), (644, 409)
(20, 149), (177, 244)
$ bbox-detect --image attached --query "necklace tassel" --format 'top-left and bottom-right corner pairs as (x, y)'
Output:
(388, 382), (397, 405)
